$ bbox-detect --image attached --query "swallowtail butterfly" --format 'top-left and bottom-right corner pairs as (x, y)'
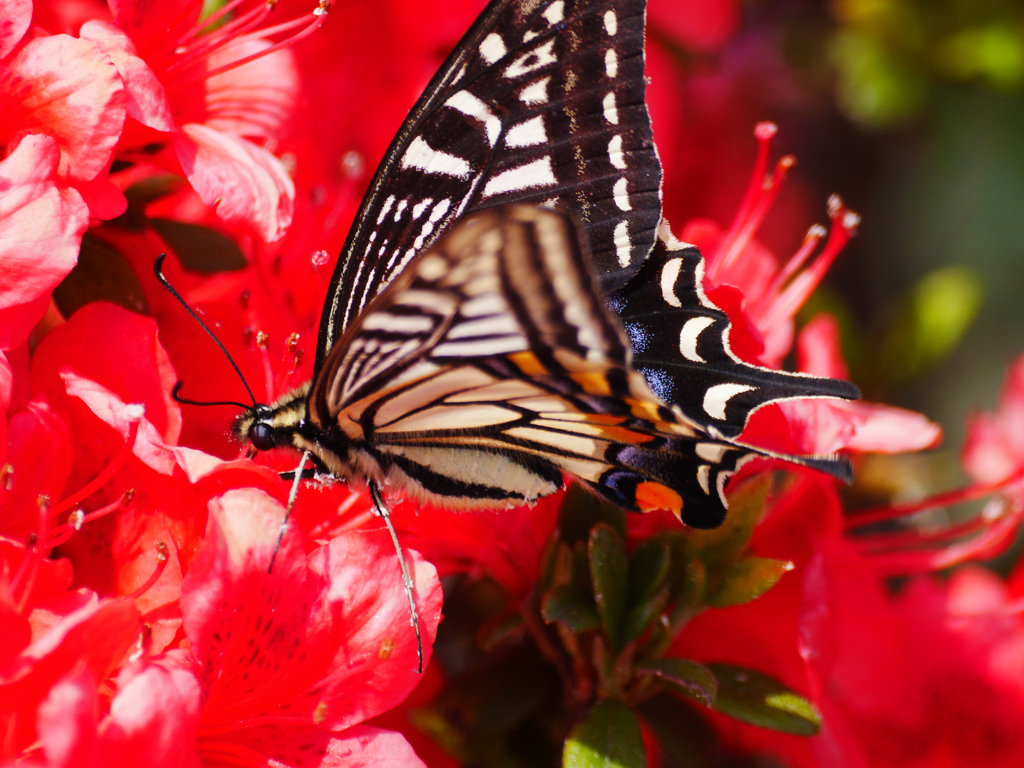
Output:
(236, 0), (858, 529)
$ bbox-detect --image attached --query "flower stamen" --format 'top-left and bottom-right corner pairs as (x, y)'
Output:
(129, 541), (170, 601)
(48, 418), (141, 521)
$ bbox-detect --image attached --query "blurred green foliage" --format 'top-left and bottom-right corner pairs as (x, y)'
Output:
(830, 0), (1024, 125)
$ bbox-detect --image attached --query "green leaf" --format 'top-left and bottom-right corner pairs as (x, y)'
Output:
(621, 583), (670, 645)
(150, 219), (247, 274)
(54, 235), (149, 318)
(706, 557), (793, 608)
(708, 664), (822, 736)
(684, 476), (770, 566)
(560, 484), (627, 544)
(564, 700), (646, 768)
(635, 659), (717, 707)
(542, 584), (601, 632)
(589, 524), (628, 649)
(627, 538), (671, 606)
(637, 693), (715, 768)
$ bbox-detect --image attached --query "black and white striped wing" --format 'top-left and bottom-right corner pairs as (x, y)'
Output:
(608, 226), (862, 437)
(315, 0), (661, 371)
(308, 206), (847, 528)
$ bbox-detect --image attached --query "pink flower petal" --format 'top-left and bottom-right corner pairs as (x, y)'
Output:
(79, 20), (174, 132)
(296, 531), (443, 730)
(0, 593), (139, 755)
(963, 354), (1024, 486)
(0, 135), (88, 345)
(36, 670), (100, 768)
(61, 371), (179, 475)
(107, 0), (203, 65)
(180, 488), (442, 734)
(204, 41), (299, 142)
(0, 0), (31, 59)
(174, 123), (295, 242)
(0, 33), (126, 180)
(72, 172), (128, 220)
(217, 723), (427, 768)
(795, 314), (850, 381)
(30, 303), (182, 449)
(98, 654), (203, 768)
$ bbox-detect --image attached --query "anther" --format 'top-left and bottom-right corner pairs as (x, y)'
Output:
(1, 464), (13, 491)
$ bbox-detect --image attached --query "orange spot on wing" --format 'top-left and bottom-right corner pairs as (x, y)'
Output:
(635, 482), (683, 519)
(594, 424), (655, 444)
(570, 371), (612, 395)
(507, 351), (547, 376)
(626, 399), (664, 421)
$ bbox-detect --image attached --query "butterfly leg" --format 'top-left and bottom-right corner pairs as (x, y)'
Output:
(278, 467), (318, 481)
(369, 482), (423, 674)
(268, 451), (311, 574)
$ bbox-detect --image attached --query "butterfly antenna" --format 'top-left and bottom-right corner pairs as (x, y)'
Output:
(153, 253), (258, 408)
(370, 482), (423, 673)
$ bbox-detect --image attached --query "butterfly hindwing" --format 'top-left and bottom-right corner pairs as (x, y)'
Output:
(315, 0), (661, 371)
(306, 205), (801, 527)
(608, 227), (863, 437)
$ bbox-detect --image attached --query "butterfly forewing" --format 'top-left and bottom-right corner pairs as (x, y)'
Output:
(315, 0), (661, 372)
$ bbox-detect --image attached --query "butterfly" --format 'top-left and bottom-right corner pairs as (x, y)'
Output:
(233, 0), (858, 530)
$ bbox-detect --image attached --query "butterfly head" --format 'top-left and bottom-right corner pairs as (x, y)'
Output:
(233, 382), (312, 456)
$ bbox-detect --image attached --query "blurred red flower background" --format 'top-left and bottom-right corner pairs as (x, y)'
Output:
(3, 0), (1024, 765)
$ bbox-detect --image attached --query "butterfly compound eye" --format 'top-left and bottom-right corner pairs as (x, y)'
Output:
(249, 422), (277, 452)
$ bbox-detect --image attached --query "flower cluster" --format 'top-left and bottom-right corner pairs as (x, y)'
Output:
(3, 1), (1024, 767)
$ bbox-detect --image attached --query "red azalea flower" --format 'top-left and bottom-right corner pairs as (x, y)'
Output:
(0, 0), (128, 348)
(390, 494), (562, 601)
(85, 0), (322, 242)
(798, 550), (1024, 768)
(962, 354), (1024, 497)
(2, 301), (443, 766)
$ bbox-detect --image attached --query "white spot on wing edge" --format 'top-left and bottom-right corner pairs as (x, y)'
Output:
(482, 156), (557, 198)
(612, 177), (631, 211)
(697, 464), (711, 495)
(505, 116), (548, 147)
(543, 1), (564, 24)
(659, 258), (683, 307)
(703, 383), (756, 420)
(608, 134), (626, 169)
(695, 442), (730, 463)
(602, 91), (619, 124)
(604, 10), (617, 35)
(679, 317), (715, 362)
(613, 220), (630, 267)
(444, 90), (501, 146)
(400, 137), (471, 179)
(479, 33), (506, 64)
(605, 48), (618, 78)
